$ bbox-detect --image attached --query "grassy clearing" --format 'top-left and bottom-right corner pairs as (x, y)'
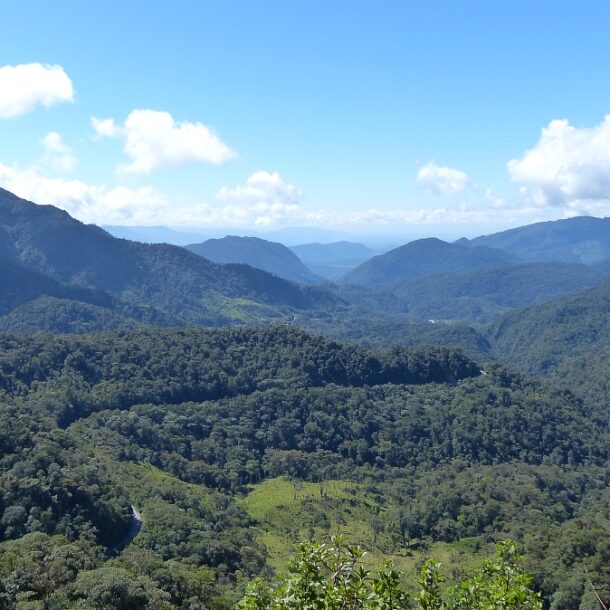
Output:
(239, 476), (491, 579)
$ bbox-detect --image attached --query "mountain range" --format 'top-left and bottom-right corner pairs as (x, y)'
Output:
(342, 237), (518, 287)
(460, 215), (610, 263)
(1, 186), (610, 608)
(0, 188), (339, 331)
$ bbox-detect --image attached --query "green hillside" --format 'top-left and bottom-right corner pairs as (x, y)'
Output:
(187, 235), (322, 284)
(0, 326), (608, 608)
(0, 188), (339, 327)
(395, 261), (607, 324)
(343, 238), (517, 287)
(465, 215), (610, 263)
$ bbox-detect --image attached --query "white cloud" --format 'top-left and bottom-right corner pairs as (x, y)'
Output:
(508, 116), (610, 206)
(0, 162), (167, 224)
(91, 117), (121, 139)
(0, 63), (74, 119)
(92, 109), (235, 174)
(416, 161), (469, 196)
(217, 171), (302, 226)
(39, 131), (78, 172)
(0, 165), (301, 228)
(217, 171), (301, 206)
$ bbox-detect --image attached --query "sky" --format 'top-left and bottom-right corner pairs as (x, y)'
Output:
(2, 0), (610, 239)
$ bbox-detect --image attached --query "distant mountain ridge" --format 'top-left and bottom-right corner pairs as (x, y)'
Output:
(186, 235), (322, 284)
(462, 216), (610, 263)
(343, 237), (518, 286)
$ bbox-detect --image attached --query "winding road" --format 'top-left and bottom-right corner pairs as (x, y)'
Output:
(111, 506), (142, 554)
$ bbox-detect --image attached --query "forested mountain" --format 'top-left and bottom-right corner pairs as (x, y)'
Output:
(0, 188), (338, 327)
(486, 277), (610, 402)
(463, 215), (610, 263)
(290, 241), (375, 280)
(2, 185), (610, 608)
(186, 235), (322, 284)
(0, 326), (607, 608)
(394, 261), (608, 324)
(343, 238), (517, 287)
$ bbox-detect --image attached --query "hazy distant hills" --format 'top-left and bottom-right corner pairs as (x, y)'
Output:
(104, 225), (210, 245)
(343, 238), (518, 287)
(462, 216), (610, 263)
(0, 188), (339, 330)
(104, 224), (357, 247)
(290, 241), (376, 280)
(186, 235), (322, 284)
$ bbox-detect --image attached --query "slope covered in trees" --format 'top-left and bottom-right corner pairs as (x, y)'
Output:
(187, 236), (322, 284)
(395, 261), (608, 324)
(343, 238), (518, 287)
(487, 278), (610, 375)
(0, 188), (338, 327)
(463, 215), (610, 264)
(0, 326), (608, 608)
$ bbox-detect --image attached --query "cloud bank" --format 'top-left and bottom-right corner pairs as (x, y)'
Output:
(0, 63), (74, 119)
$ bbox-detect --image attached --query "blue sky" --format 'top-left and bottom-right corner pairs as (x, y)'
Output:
(2, 1), (610, 238)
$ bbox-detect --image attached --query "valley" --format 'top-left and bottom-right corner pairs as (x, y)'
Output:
(0, 189), (609, 608)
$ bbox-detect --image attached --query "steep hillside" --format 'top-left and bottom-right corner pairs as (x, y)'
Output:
(465, 215), (610, 263)
(343, 238), (517, 287)
(290, 241), (375, 280)
(186, 235), (322, 284)
(396, 262), (607, 324)
(487, 279), (610, 373)
(0, 188), (338, 326)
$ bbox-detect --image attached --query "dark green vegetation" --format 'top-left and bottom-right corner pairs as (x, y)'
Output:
(486, 276), (610, 408)
(290, 241), (376, 281)
(0, 188), (338, 330)
(0, 326), (608, 608)
(341, 235), (610, 325)
(186, 236), (322, 284)
(462, 215), (610, 264)
(240, 539), (542, 610)
(395, 262), (608, 324)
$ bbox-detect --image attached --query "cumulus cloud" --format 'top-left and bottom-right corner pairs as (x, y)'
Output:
(39, 131), (78, 172)
(416, 161), (469, 196)
(0, 63), (74, 119)
(508, 116), (610, 206)
(92, 109), (235, 174)
(216, 171), (302, 226)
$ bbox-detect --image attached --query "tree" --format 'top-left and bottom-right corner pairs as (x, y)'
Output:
(238, 537), (541, 610)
